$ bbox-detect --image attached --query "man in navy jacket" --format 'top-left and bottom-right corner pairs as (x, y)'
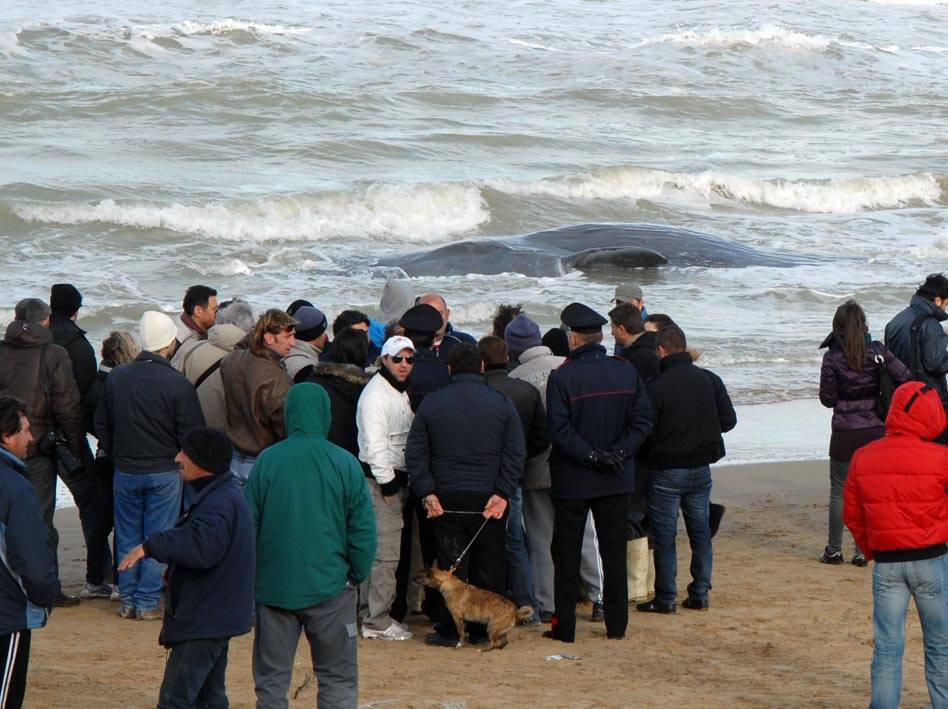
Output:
(0, 398), (57, 709)
(544, 303), (652, 643)
(119, 427), (254, 708)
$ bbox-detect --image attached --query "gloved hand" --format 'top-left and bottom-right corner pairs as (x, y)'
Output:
(597, 451), (624, 474)
(582, 450), (603, 469)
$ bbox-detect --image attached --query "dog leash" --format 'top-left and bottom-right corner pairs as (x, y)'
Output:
(447, 516), (491, 573)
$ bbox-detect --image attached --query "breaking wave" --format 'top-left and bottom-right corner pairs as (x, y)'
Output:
(637, 24), (890, 53)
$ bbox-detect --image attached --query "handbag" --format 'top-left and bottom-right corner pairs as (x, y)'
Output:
(874, 350), (897, 419)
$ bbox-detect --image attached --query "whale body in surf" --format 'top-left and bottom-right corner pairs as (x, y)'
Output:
(375, 223), (810, 277)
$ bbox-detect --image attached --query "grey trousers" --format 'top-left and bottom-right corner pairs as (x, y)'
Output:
(253, 588), (358, 709)
(828, 458), (862, 555)
(523, 488), (603, 612)
(359, 481), (404, 630)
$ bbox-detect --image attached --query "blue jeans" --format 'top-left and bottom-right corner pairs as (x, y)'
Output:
(230, 451), (256, 489)
(113, 471), (181, 611)
(871, 555), (948, 708)
(648, 466), (713, 605)
(505, 486), (537, 610)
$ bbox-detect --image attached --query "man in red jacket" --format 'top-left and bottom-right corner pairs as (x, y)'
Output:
(844, 381), (948, 709)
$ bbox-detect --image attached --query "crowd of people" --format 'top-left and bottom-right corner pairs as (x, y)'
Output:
(0, 272), (944, 707)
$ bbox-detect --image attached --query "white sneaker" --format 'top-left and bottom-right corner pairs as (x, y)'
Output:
(110, 587), (121, 602)
(361, 623), (413, 641)
(81, 582), (116, 599)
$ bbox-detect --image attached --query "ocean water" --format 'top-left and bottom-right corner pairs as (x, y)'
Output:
(2, 1), (947, 497)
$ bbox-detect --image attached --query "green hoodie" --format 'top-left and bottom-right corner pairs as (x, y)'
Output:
(245, 383), (376, 610)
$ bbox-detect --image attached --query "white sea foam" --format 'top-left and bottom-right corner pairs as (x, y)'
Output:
(639, 25), (839, 52)
(491, 167), (943, 213)
(11, 183), (489, 243)
(508, 38), (561, 52)
(171, 19), (312, 37)
(865, 0), (948, 4)
(0, 29), (27, 58)
(909, 233), (948, 259)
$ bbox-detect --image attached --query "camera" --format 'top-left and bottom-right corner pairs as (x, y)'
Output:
(38, 430), (84, 478)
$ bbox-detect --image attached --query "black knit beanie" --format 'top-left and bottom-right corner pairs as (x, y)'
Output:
(182, 428), (234, 475)
(50, 284), (82, 317)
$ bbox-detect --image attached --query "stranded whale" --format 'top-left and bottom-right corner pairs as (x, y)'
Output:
(374, 223), (812, 277)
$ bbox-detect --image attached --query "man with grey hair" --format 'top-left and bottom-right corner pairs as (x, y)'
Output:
(417, 293), (475, 362)
(0, 298), (85, 606)
(176, 298), (256, 431)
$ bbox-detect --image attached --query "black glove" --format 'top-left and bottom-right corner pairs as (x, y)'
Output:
(598, 451), (624, 474)
(582, 450), (603, 469)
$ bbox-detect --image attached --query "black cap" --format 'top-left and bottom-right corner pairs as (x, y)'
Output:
(560, 302), (607, 334)
(287, 299), (313, 317)
(50, 284), (82, 317)
(181, 427), (234, 475)
(399, 303), (443, 334)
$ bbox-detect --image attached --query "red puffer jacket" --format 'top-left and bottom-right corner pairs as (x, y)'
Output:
(844, 381), (948, 561)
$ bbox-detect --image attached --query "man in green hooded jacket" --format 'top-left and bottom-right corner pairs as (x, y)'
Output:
(245, 383), (375, 708)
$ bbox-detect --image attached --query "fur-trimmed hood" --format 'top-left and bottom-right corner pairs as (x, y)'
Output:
(311, 362), (370, 386)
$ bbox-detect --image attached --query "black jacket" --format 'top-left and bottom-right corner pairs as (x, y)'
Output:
(406, 348), (451, 412)
(145, 473), (254, 646)
(618, 332), (661, 383)
(547, 344), (652, 500)
(303, 363), (371, 461)
(646, 352), (737, 469)
(49, 314), (97, 409)
(483, 367), (549, 459)
(885, 295), (948, 408)
(83, 366), (108, 436)
(407, 373), (525, 499)
(435, 324), (477, 363)
(95, 351), (206, 473)
(0, 450), (57, 634)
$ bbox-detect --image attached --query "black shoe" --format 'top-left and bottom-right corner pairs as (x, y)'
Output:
(851, 554), (868, 568)
(681, 597), (709, 611)
(539, 610), (553, 624)
(820, 548), (844, 565)
(425, 632), (458, 647)
(590, 602), (604, 622)
(55, 592), (80, 608)
(542, 629), (574, 643)
(606, 634), (625, 640)
(636, 600), (676, 614)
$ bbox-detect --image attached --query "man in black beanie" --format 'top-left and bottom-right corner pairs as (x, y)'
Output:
(118, 428), (254, 707)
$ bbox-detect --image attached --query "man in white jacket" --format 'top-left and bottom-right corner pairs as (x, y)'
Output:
(356, 336), (416, 641)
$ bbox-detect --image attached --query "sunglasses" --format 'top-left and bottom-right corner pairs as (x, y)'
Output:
(390, 355), (415, 364)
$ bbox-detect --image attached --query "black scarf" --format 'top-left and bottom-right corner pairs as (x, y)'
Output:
(379, 365), (407, 393)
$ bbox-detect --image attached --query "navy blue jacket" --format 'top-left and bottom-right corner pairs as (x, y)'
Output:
(95, 351), (205, 473)
(435, 324), (477, 363)
(885, 295), (948, 410)
(145, 472), (255, 646)
(406, 348), (451, 412)
(547, 344), (653, 500)
(407, 373), (525, 499)
(0, 449), (57, 634)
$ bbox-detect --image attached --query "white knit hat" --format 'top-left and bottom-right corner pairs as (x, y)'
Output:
(139, 311), (177, 352)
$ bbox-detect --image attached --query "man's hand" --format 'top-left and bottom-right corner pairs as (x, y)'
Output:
(422, 494), (444, 518)
(118, 544), (146, 572)
(483, 494), (507, 519)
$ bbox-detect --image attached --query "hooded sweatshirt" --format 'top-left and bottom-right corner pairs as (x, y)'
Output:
(844, 381), (948, 562)
(245, 383), (376, 610)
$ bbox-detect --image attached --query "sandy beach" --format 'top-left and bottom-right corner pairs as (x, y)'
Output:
(28, 459), (933, 707)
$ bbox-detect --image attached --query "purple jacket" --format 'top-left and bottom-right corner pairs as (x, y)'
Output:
(819, 337), (911, 431)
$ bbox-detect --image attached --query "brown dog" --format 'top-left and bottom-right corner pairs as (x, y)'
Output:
(418, 563), (534, 650)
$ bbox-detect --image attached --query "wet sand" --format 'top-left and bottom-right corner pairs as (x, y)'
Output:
(29, 460), (934, 707)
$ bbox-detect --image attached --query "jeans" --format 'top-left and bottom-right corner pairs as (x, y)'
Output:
(648, 466), (713, 606)
(158, 638), (230, 708)
(828, 459), (862, 556)
(871, 555), (948, 709)
(505, 486), (537, 610)
(113, 471), (181, 611)
(230, 451), (256, 489)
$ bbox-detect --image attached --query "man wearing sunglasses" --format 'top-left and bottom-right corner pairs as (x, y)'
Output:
(220, 309), (296, 487)
(356, 336), (417, 642)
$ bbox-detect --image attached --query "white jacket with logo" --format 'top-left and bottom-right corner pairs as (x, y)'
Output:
(356, 372), (413, 486)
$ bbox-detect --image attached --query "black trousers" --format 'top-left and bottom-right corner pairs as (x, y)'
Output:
(391, 495), (438, 622)
(86, 455), (116, 585)
(0, 630), (31, 709)
(627, 462), (649, 540)
(430, 491), (506, 640)
(158, 638), (229, 708)
(552, 494), (629, 641)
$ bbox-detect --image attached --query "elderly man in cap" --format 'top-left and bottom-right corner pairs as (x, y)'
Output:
(283, 305), (329, 381)
(220, 309), (296, 485)
(400, 303), (450, 412)
(119, 427), (254, 708)
(0, 298), (85, 607)
(356, 335), (417, 641)
(416, 293), (475, 363)
(544, 303), (652, 643)
(95, 311), (205, 619)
